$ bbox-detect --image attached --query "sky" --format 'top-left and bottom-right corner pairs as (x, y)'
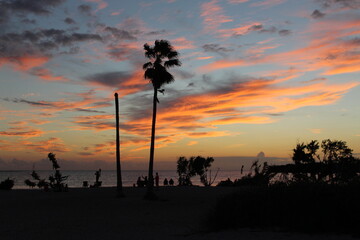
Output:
(0, 0), (359, 170)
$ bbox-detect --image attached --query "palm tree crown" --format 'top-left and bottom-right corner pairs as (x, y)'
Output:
(143, 40), (181, 90)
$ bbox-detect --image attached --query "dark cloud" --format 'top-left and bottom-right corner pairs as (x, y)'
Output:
(260, 26), (278, 34)
(2, 97), (53, 106)
(347, 37), (360, 45)
(311, 9), (326, 19)
(249, 24), (263, 31)
(256, 26), (291, 36)
(318, 0), (360, 9)
(202, 43), (232, 55)
(64, 17), (76, 24)
(2, 0), (65, 14)
(74, 108), (106, 113)
(104, 27), (137, 40)
(107, 47), (130, 61)
(278, 29), (291, 36)
(78, 4), (92, 15)
(0, 29), (102, 58)
(301, 77), (327, 83)
(146, 29), (167, 35)
(0, 0), (65, 24)
(84, 71), (132, 87)
(21, 18), (36, 24)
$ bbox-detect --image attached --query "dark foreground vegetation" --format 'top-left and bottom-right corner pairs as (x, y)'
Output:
(211, 139), (360, 235)
(208, 184), (360, 235)
(0, 178), (14, 190)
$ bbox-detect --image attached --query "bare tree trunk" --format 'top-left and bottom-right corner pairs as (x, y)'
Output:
(115, 93), (124, 197)
(144, 88), (158, 200)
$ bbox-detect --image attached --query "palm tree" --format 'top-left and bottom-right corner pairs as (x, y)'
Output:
(114, 93), (124, 197)
(143, 40), (181, 199)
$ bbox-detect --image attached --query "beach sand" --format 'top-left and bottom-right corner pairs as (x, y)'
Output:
(0, 187), (356, 240)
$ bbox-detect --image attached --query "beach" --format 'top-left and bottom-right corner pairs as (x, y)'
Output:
(0, 187), (356, 240)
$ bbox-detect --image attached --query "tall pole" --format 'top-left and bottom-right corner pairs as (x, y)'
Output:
(115, 93), (124, 197)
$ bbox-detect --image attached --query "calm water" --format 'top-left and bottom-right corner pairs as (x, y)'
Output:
(0, 170), (244, 189)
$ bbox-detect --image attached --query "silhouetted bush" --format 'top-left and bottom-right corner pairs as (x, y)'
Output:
(207, 183), (360, 235)
(25, 152), (68, 191)
(0, 178), (14, 190)
(217, 178), (234, 187)
(177, 156), (218, 186)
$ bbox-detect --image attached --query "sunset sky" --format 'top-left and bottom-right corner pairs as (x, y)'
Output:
(0, 0), (359, 170)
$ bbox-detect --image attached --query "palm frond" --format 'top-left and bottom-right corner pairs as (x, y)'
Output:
(164, 59), (181, 68)
(144, 68), (155, 80)
(144, 43), (155, 58)
(143, 61), (153, 70)
(167, 51), (178, 59)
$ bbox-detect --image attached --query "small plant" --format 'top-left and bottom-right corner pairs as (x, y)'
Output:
(24, 152), (68, 191)
(47, 152), (68, 191)
(0, 178), (15, 190)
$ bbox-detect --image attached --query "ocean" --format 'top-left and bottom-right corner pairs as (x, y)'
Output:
(0, 170), (245, 189)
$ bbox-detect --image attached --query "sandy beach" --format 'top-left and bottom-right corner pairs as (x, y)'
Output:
(0, 187), (356, 240)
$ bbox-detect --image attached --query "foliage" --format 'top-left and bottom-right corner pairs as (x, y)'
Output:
(24, 152), (68, 191)
(287, 139), (359, 184)
(207, 184), (360, 234)
(228, 160), (273, 187)
(24, 170), (49, 189)
(48, 152), (68, 191)
(176, 156), (217, 186)
(0, 178), (15, 190)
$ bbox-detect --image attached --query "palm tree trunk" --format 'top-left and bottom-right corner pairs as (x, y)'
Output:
(115, 93), (125, 197)
(145, 88), (158, 200)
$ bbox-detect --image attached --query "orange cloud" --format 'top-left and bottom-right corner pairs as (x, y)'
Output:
(0, 56), (49, 71)
(197, 56), (214, 60)
(30, 68), (69, 82)
(199, 59), (247, 71)
(0, 126), (45, 138)
(186, 131), (231, 138)
(187, 141), (198, 146)
(201, 0), (233, 32)
(218, 22), (262, 38)
(20, 137), (70, 153)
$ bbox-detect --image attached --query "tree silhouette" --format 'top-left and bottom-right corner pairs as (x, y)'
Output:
(143, 40), (181, 199)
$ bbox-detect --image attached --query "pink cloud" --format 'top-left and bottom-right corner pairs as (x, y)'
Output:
(201, 0), (233, 32)
(228, 0), (249, 4)
(84, 0), (108, 10)
(171, 37), (195, 50)
(251, 0), (286, 7)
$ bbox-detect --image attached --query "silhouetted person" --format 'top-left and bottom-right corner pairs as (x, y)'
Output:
(155, 172), (159, 187)
(137, 177), (144, 187)
(163, 178), (168, 186)
(169, 178), (174, 186)
(95, 169), (101, 184)
(143, 176), (148, 186)
(241, 165), (244, 175)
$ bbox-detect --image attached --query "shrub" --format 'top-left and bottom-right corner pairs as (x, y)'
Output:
(0, 178), (15, 190)
(207, 184), (360, 235)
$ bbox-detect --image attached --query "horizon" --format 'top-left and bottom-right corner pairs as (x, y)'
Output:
(0, 0), (359, 170)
